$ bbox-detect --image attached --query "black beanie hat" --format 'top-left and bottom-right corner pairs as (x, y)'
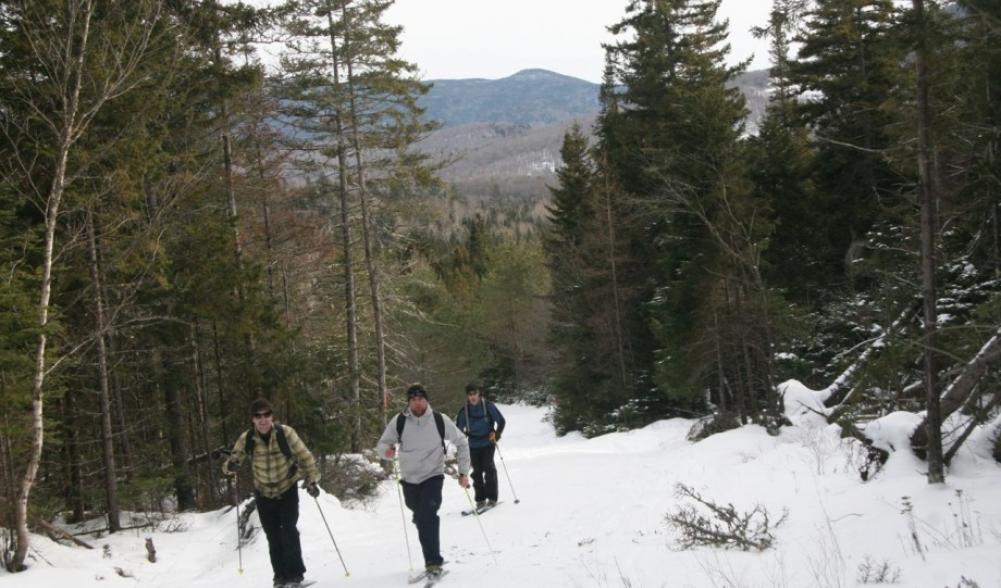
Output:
(406, 384), (428, 400)
(250, 398), (273, 416)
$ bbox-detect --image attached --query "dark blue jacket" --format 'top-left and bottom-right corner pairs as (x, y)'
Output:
(455, 400), (505, 449)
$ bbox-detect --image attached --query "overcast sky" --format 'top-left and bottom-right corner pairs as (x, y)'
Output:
(384, 0), (775, 83)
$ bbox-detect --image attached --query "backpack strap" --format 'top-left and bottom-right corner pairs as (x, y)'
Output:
(396, 411), (446, 455)
(396, 413), (406, 442)
(275, 425), (298, 478)
(483, 401), (495, 428)
(433, 411), (446, 455)
(274, 425), (292, 459)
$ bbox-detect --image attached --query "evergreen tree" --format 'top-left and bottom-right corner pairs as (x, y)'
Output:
(951, 1), (1001, 277)
(278, 0), (433, 450)
(601, 0), (773, 423)
(749, 1), (821, 298)
(788, 0), (907, 290)
(544, 125), (605, 431)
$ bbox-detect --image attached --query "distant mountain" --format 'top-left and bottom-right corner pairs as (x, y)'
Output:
(421, 67), (770, 132)
(417, 68), (771, 204)
(420, 69), (602, 128)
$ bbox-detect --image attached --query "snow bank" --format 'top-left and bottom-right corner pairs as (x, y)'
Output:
(2, 402), (999, 588)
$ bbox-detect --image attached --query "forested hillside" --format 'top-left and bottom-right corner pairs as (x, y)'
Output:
(419, 68), (599, 128)
(415, 67), (770, 204)
(544, 0), (1001, 466)
(1, 0), (999, 576)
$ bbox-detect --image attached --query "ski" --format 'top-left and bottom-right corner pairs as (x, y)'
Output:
(280, 581), (316, 588)
(423, 569), (449, 587)
(408, 569), (448, 585)
(461, 501), (501, 516)
(407, 571), (430, 584)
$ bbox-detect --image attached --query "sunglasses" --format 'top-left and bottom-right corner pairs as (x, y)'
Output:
(253, 411), (273, 419)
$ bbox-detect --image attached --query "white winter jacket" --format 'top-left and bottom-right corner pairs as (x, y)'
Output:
(376, 407), (470, 484)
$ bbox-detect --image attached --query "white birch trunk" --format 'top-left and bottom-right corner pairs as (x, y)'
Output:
(11, 0), (159, 569)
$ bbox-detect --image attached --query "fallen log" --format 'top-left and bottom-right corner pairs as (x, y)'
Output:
(38, 519), (94, 549)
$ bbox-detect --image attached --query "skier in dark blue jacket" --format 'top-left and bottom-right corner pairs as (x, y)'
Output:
(454, 383), (506, 508)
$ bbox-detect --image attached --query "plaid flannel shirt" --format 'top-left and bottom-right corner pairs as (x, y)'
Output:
(223, 423), (320, 498)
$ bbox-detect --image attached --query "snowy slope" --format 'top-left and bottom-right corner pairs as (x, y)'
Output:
(2, 396), (999, 588)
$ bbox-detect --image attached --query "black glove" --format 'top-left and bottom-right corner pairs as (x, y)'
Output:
(304, 481), (320, 498)
(226, 460), (240, 474)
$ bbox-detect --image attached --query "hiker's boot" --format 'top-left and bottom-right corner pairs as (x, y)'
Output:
(425, 564), (443, 579)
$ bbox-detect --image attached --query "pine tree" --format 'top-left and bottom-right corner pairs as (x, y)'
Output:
(544, 125), (605, 431)
(278, 0), (433, 449)
(951, 1), (1001, 277)
(788, 0), (906, 290)
(602, 0), (772, 421)
(750, 1), (821, 298)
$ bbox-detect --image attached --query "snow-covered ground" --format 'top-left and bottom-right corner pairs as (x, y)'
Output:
(3, 390), (1000, 587)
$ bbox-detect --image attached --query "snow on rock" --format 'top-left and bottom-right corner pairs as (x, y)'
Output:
(863, 411), (922, 454)
(779, 378), (829, 425)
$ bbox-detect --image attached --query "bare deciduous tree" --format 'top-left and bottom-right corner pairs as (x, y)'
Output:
(2, 0), (162, 571)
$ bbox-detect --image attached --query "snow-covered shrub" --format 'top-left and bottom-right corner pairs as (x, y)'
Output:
(319, 453), (385, 504)
(665, 483), (787, 551)
(839, 422), (889, 481)
(855, 556), (901, 584)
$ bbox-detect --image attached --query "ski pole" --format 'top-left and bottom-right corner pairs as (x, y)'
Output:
(393, 457), (415, 571)
(462, 485), (497, 562)
(231, 478), (243, 574)
(494, 442), (520, 504)
(313, 494), (350, 577)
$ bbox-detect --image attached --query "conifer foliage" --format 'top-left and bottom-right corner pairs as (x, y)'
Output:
(0, 0), (438, 570)
(547, 0), (783, 433)
(1, 0), (1001, 573)
(543, 0), (1001, 462)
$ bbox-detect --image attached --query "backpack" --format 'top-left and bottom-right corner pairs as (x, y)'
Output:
(245, 424), (298, 479)
(396, 411), (446, 455)
(459, 400), (497, 436)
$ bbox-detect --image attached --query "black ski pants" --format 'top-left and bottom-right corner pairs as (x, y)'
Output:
(401, 474), (444, 567)
(469, 444), (498, 503)
(256, 484), (306, 582)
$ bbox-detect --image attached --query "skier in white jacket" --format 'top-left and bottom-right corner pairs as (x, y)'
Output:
(377, 384), (470, 579)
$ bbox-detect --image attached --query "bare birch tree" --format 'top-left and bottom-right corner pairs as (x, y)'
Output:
(1, 0), (162, 571)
